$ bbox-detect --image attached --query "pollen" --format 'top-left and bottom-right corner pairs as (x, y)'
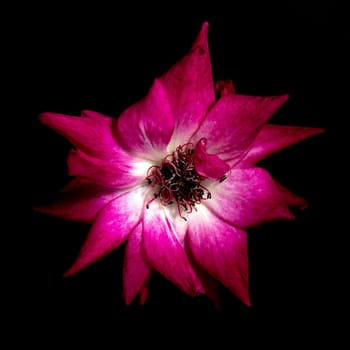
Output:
(145, 143), (212, 220)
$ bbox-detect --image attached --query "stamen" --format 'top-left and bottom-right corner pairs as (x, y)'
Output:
(145, 193), (158, 209)
(145, 143), (223, 219)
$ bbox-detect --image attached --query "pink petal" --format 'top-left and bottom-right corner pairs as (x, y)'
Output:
(237, 124), (325, 168)
(187, 206), (250, 305)
(142, 203), (204, 296)
(194, 138), (230, 180)
(215, 80), (236, 97)
(205, 167), (302, 228)
(39, 112), (133, 163)
(192, 94), (289, 164)
(64, 187), (147, 276)
(34, 178), (118, 223)
(123, 224), (152, 305)
(114, 79), (175, 159)
(67, 149), (146, 189)
(160, 22), (215, 147)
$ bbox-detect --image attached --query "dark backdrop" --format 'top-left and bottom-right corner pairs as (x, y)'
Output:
(18, 1), (345, 346)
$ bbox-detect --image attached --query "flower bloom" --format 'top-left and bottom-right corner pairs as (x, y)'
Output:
(37, 22), (323, 306)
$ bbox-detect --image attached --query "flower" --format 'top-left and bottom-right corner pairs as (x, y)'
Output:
(37, 22), (323, 306)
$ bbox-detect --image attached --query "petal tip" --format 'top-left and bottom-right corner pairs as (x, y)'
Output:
(63, 259), (87, 277)
(138, 286), (149, 305)
(312, 127), (326, 136)
(244, 297), (252, 307)
(264, 94), (290, 111)
(192, 21), (210, 51)
(201, 21), (210, 32)
(63, 267), (75, 278)
(122, 291), (133, 306)
(32, 205), (45, 214)
(275, 93), (290, 104)
(38, 112), (54, 125)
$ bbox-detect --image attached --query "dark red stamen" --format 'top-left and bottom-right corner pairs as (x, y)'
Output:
(145, 143), (214, 220)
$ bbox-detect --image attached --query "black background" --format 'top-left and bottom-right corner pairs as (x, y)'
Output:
(17, 0), (345, 346)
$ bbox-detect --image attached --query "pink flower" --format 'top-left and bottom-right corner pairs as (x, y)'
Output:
(37, 22), (323, 306)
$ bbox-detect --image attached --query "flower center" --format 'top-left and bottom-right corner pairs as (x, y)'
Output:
(145, 143), (212, 220)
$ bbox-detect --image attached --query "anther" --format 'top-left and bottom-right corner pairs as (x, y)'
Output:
(219, 175), (227, 183)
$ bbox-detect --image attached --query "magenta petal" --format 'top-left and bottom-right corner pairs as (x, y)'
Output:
(187, 207), (250, 305)
(237, 124), (325, 168)
(194, 138), (230, 180)
(160, 22), (215, 147)
(67, 149), (145, 189)
(142, 203), (204, 296)
(64, 187), (147, 276)
(192, 94), (289, 163)
(34, 178), (117, 223)
(39, 112), (124, 161)
(123, 224), (152, 305)
(114, 79), (174, 158)
(205, 167), (300, 228)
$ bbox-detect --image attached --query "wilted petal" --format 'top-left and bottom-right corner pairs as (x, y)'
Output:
(34, 178), (118, 223)
(205, 167), (301, 228)
(114, 79), (175, 159)
(192, 94), (289, 163)
(64, 187), (147, 276)
(67, 149), (149, 189)
(39, 112), (125, 161)
(194, 138), (230, 180)
(142, 203), (203, 296)
(161, 22), (215, 148)
(187, 206), (250, 306)
(237, 124), (325, 168)
(215, 79), (236, 97)
(123, 224), (152, 305)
